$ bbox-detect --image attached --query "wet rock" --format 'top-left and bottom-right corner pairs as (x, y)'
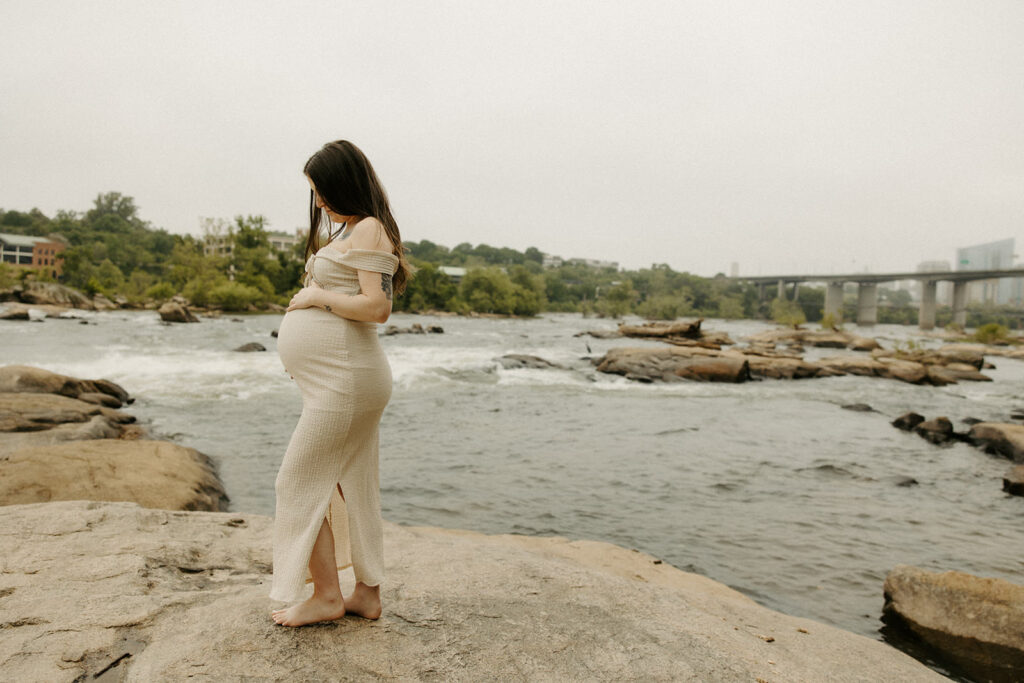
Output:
(383, 323), (427, 335)
(496, 354), (565, 370)
(1004, 466), (1024, 496)
(883, 564), (1024, 681)
(894, 477), (919, 487)
(270, 329), (278, 337)
(76, 392), (123, 408)
(892, 412), (926, 431)
(841, 403), (875, 413)
(597, 347), (751, 383)
(157, 301), (199, 323)
(961, 417), (984, 426)
(92, 294), (118, 311)
(233, 342), (266, 352)
(914, 417), (955, 445)
(967, 423), (1024, 462)
(0, 501), (945, 682)
(0, 303), (70, 320)
(427, 325), (444, 333)
(576, 328), (623, 339)
(848, 336), (882, 352)
(0, 365), (129, 406)
(18, 281), (94, 309)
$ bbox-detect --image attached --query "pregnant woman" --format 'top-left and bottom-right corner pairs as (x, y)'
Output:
(271, 140), (410, 627)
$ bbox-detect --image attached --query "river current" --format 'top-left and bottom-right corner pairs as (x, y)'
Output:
(2, 311), (1021, 648)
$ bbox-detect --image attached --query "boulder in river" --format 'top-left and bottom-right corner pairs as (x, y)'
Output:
(497, 354), (564, 370)
(17, 281), (95, 309)
(1003, 465), (1024, 496)
(0, 365), (130, 406)
(913, 417), (956, 445)
(892, 412), (925, 431)
(158, 301), (199, 323)
(233, 342), (266, 352)
(967, 422), (1024, 462)
(0, 500), (945, 682)
(596, 347), (751, 383)
(883, 564), (1024, 681)
(0, 440), (228, 511)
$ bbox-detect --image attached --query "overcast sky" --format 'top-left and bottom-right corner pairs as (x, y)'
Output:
(2, 1), (1022, 276)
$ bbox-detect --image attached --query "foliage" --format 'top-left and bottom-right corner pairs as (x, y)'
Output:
(972, 323), (1012, 345)
(770, 298), (806, 328)
(209, 281), (264, 311)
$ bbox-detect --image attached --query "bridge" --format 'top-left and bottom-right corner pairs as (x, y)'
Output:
(735, 268), (1024, 329)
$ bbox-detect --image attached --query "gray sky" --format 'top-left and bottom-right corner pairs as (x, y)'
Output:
(2, 1), (1022, 276)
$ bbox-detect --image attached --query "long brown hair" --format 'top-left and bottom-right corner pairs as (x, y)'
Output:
(303, 140), (411, 294)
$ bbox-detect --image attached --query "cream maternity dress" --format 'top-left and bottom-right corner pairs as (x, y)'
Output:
(270, 245), (398, 603)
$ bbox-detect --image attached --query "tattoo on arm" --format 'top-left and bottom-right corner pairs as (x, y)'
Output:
(381, 273), (393, 301)
(323, 304), (332, 312)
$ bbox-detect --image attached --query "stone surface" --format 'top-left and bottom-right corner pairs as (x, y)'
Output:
(157, 301), (198, 323)
(1003, 465), (1024, 496)
(892, 412), (925, 431)
(596, 347), (751, 383)
(0, 440), (228, 511)
(967, 422), (1024, 462)
(913, 417), (955, 445)
(17, 281), (95, 308)
(0, 392), (134, 439)
(0, 501), (944, 682)
(0, 365), (129, 406)
(883, 564), (1024, 681)
(233, 342), (266, 352)
(496, 354), (565, 370)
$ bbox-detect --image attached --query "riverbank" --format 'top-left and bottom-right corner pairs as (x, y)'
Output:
(0, 500), (947, 682)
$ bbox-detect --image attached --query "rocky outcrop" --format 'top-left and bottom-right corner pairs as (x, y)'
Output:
(872, 347), (986, 372)
(594, 345), (990, 385)
(596, 347), (752, 383)
(967, 422), (1024, 462)
(913, 417), (956, 445)
(892, 412), (925, 431)
(157, 301), (198, 323)
(0, 366), (226, 512)
(233, 342), (265, 352)
(744, 328), (882, 352)
(16, 281), (94, 308)
(382, 323), (444, 335)
(0, 440), (228, 511)
(0, 365), (130, 406)
(883, 564), (1024, 681)
(496, 354), (565, 370)
(0, 501), (944, 682)
(1004, 466), (1024, 496)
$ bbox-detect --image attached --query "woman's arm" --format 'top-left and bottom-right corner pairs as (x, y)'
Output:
(287, 272), (392, 323)
(285, 218), (394, 323)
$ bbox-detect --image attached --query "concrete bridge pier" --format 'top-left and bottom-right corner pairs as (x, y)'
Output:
(952, 281), (968, 328)
(824, 283), (844, 321)
(857, 283), (878, 326)
(777, 279), (785, 300)
(918, 280), (937, 330)
(791, 282), (800, 301)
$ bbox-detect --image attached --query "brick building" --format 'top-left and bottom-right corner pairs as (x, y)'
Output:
(0, 232), (66, 278)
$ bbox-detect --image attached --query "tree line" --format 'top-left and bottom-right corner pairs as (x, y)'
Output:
(2, 192), (1020, 326)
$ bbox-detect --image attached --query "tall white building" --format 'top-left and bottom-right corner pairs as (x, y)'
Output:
(956, 239), (1016, 305)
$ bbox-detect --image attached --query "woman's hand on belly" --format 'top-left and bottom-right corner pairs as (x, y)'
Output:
(287, 282), (325, 312)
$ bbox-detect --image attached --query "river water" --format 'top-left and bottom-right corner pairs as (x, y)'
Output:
(2, 311), (1021, 650)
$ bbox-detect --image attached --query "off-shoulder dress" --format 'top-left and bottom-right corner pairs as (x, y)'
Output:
(270, 246), (399, 602)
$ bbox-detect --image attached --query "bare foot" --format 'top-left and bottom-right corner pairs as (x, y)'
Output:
(343, 583), (382, 620)
(271, 593), (345, 627)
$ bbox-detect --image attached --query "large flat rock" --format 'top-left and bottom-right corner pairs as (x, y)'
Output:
(0, 501), (942, 682)
(0, 440), (228, 511)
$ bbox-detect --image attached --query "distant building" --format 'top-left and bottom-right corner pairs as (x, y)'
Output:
(541, 253), (563, 268)
(956, 238), (1016, 305)
(202, 234), (233, 258)
(269, 230), (303, 257)
(439, 266), (466, 284)
(729, 262), (739, 277)
(566, 257), (619, 270)
(0, 232), (66, 278)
